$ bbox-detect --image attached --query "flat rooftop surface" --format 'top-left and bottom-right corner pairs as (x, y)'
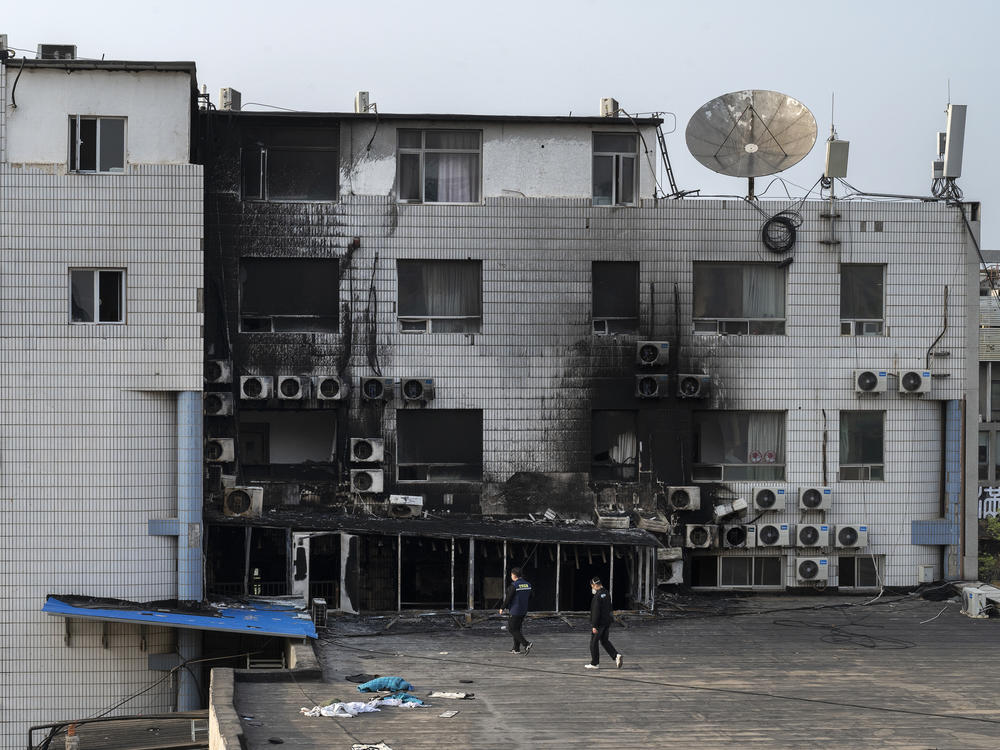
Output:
(233, 594), (1000, 749)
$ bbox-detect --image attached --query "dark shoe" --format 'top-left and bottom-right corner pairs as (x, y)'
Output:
(524, 642), (533, 655)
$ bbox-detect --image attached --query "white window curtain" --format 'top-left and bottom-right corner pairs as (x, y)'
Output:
(742, 265), (784, 318)
(608, 427), (638, 466)
(424, 131), (480, 203)
(746, 412), (785, 464)
(419, 262), (480, 318)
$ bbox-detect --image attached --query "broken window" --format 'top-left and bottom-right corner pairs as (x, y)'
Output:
(397, 260), (482, 333)
(592, 261), (639, 334)
(839, 410), (884, 480)
(693, 262), (786, 335)
(205, 526), (248, 596)
(693, 410), (786, 480)
(240, 258), (339, 332)
(592, 133), (637, 206)
(840, 264), (885, 335)
(397, 129), (482, 203)
(69, 116), (126, 172)
(248, 527), (289, 596)
(238, 411), (337, 481)
(591, 410), (638, 481)
(242, 126), (339, 201)
(308, 533), (342, 606)
(396, 409), (483, 482)
(69, 269), (124, 323)
(400, 537), (454, 609)
(838, 555), (880, 588)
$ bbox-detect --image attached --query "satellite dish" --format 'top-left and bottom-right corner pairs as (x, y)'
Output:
(686, 89), (817, 198)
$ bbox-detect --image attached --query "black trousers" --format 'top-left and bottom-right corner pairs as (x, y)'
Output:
(508, 614), (529, 650)
(590, 624), (618, 665)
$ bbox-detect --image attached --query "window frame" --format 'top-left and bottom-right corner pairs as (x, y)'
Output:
(396, 259), (483, 334)
(242, 144), (339, 202)
(590, 409), (639, 482)
(692, 410), (787, 481)
(691, 554), (785, 589)
(837, 555), (882, 589)
(692, 262), (787, 336)
(840, 263), (886, 336)
(68, 115), (127, 173)
(396, 129), (483, 205)
(68, 268), (126, 325)
(238, 257), (340, 334)
(839, 410), (885, 481)
(592, 132), (639, 207)
(396, 409), (483, 484)
(592, 261), (639, 335)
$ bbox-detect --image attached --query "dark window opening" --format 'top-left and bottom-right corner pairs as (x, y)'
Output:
(249, 527), (288, 596)
(839, 556), (880, 588)
(241, 127), (339, 201)
(693, 262), (786, 335)
(841, 264), (885, 336)
(240, 258), (339, 333)
(691, 556), (718, 587)
(238, 411), (337, 481)
(693, 411), (786, 481)
(359, 535), (398, 611)
(205, 525), (248, 597)
(70, 269), (124, 323)
(397, 260), (482, 333)
(840, 411), (884, 480)
(593, 133), (638, 206)
(308, 533), (341, 606)
(69, 115), (125, 172)
(592, 261), (639, 334)
(400, 537), (456, 609)
(591, 410), (638, 481)
(397, 129), (481, 203)
(397, 409), (483, 483)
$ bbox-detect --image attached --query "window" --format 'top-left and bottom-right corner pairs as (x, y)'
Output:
(841, 264), (885, 335)
(69, 116), (125, 172)
(238, 411), (338, 481)
(241, 126), (339, 201)
(839, 411), (884, 480)
(240, 258), (339, 332)
(591, 411), (638, 481)
(838, 556), (880, 588)
(692, 556), (782, 588)
(69, 269), (124, 323)
(397, 260), (482, 333)
(693, 411), (786, 480)
(592, 133), (638, 206)
(397, 130), (481, 203)
(693, 263), (786, 335)
(980, 432), (990, 481)
(396, 409), (483, 482)
(592, 261), (639, 334)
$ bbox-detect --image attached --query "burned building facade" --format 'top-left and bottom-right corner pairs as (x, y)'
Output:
(198, 100), (979, 608)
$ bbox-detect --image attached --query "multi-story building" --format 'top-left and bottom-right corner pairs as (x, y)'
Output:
(199, 93), (979, 614)
(0, 43), (203, 745)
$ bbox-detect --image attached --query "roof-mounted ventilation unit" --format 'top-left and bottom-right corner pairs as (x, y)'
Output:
(350, 438), (384, 464)
(685, 524), (717, 549)
(205, 360), (232, 384)
(753, 487), (786, 512)
(799, 486), (832, 510)
(240, 376), (273, 400)
(204, 392), (234, 416)
(665, 486), (701, 511)
(722, 524), (748, 548)
(854, 369), (887, 393)
(361, 377), (394, 402)
(635, 374), (670, 398)
(205, 438), (235, 463)
(796, 557), (829, 583)
(834, 524), (868, 548)
(314, 375), (349, 401)
(796, 523), (829, 548)
(37, 44), (77, 60)
(350, 468), (384, 493)
(636, 341), (670, 367)
(600, 97), (619, 117)
(677, 374), (711, 399)
(277, 376), (309, 400)
(749, 523), (789, 548)
(898, 370), (931, 394)
(388, 494), (423, 518)
(224, 486), (263, 518)
(401, 377), (435, 403)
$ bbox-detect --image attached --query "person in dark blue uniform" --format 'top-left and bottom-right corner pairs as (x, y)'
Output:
(586, 576), (622, 669)
(499, 567), (533, 654)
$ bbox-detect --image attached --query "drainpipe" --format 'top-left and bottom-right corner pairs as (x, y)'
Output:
(176, 391), (204, 709)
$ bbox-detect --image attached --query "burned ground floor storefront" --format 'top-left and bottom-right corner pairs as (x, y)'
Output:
(205, 514), (660, 613)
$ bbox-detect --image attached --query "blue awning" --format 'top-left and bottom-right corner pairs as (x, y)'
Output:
(42, 596), (317, 639)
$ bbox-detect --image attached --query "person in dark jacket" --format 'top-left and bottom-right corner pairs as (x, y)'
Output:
(499, 567), (533, 654)
(586, 577), (622, 669)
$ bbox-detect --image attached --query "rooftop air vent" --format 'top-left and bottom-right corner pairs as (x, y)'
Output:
(37, 44), (77, 60)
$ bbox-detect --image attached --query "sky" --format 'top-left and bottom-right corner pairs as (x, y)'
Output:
(4, 0), (998, 245)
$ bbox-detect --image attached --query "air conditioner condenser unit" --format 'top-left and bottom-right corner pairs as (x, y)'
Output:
(834, 524), (869, 548)
(388, 494), (423, 518)
(205, 438), (235, 463)
(314, 375), (349, 401)
(401, 377), (435, 403)
(204, 392), (234, 416)
(685, 524), (717, 549)
(224, 486), (263, 518)
(665, 486), (701, 511)
(722, 524), (749, 548)
(677, 374), (711, 399)
(854, 369), (887, 393)
(361, 377), (394, 402)
(748, 523), (789, 548)
(636, 374), (670, 398)
(753, 487), (786, 512)
(898, 370), (931, 394)
(636, 341), (670, 367)
(240, 375), (273, 400)
(205, 360), (232, 384)
(351, 468), (384, 493)
(795, 523), (829, 548)
(277, 375), (309, 400)
(799, 486), (832, 510)
(350, 438), (385, 464)
(796, 557), (829, 583)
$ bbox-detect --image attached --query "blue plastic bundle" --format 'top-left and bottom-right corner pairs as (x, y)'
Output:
(356, 676), (414, 693)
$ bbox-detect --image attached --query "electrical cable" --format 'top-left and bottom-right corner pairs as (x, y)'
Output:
(9, 55), (25, 109)
(240, 102), (300, 112)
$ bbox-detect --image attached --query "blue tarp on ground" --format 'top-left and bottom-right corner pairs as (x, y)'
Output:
(42, 595), (318, 639)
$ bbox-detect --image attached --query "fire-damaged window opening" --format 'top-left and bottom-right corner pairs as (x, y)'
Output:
(397, 129), (482, 204)
(359, 535), (398, 611)
(239, 258), (339, 333)
(396, 409), (483, 482)
(69, 268), (124, 323)
(237, 411), (337, 481)
(205, 526), (247, 597)
(839, 410), (885, 480)
(241, 125), (339, 201)
(838, 555), (882, 588)
(591, 410), (638, 481)
(592, 133), (638, 206)
(557, 544), (632, 610)
(296, 533), (341, 605)
(204, 526), (289, 597)
(397, 260), (482, 333)
(692, 262), (786, 335)
(841, 264), (885, 336)
(592, 261), (639, 334)
(692, 410), (787, 480)
(400, 537), (462, 609)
